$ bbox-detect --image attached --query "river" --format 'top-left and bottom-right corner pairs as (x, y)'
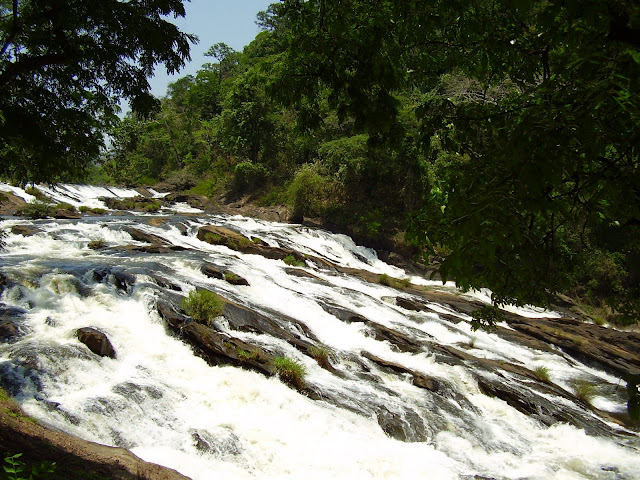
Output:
(0, 184), (638, 480)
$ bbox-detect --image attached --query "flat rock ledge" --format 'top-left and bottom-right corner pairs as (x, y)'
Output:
(0, 397), (189, 480)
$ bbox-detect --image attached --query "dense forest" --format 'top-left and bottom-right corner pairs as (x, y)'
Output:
(1, 0), (639, 328)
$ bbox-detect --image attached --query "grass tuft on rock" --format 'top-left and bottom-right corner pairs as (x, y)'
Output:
(307, 345), (333, 370)
(273, 356), (306, 390)
(533, 366), (551, 383)
(282, 255), (305, 267)
(182, 289), (225, 326)
(570, 379), (597, 405)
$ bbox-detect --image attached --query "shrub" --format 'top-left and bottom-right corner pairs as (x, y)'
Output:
(273, 356), (306, 389)
(79, 206), (107, 215)
(285, 163), (339, 222)
(21, 201), (53, 219)
(24, 185), (48, 201)
(56, 202), (76, 212)
(233, 161), (267, 192)
(190, 177), (218, 197)
(283, 255), (305, 267)
(143, 202), (162, 213)
(182, 289), (225, 325)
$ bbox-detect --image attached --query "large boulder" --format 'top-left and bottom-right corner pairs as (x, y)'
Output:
(76, 327), (116, 359)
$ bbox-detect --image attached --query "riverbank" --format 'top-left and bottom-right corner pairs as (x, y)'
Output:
(0, 388), (189, 480)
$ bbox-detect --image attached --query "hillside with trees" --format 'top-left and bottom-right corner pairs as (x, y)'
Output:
(90, 1), (639, 329)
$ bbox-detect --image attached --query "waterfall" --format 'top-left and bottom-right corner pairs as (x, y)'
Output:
(0, 183), (638, 480)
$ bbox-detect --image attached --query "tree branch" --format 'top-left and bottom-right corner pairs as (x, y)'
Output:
(0, 0), (19, 58)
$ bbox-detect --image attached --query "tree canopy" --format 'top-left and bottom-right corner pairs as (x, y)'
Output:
(274, 0), (640, 319)
(0, 0), (196, 182)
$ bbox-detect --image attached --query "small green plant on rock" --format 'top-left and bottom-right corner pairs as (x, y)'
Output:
(236, 347), (259, 362)
(533, 366), (551, 383)
(570, 379), (597, 405)
(55, 202), (76, 212)
(307, 345), (333, 370)
(378, 274), (410, 289)
(227, 236), (252, 251)
(203, 232), (223, 244)
(283, 255), (305, 267)
(274, 356), (306, 389)
(182, 289), (225, 326)
(88, 238), (106, 249)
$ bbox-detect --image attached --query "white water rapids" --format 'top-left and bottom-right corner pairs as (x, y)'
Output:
(0, 184), (639, 479)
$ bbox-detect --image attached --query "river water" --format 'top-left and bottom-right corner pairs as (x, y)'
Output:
(0, 184), (638, 480)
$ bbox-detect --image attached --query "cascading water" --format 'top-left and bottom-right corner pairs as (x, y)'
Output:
(0, 183), (639, 480)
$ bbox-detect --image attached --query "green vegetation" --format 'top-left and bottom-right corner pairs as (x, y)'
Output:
(307, 345), (333, 370)
(21, 202), (53, 219)
(282, 255), (305, 268)
(203, 232), (224, 244)
(3, 453), (56, 480)
(235, 347), (259, 362)
(570, 379), (598, 405)
(181, 289), (226, 325)
(55, 203), (76, 212)
(0, 0), (195, 183)
(533, 366), (551, 383)
(223, 272), (242, 285)
(87, 239), (106, 250)
(378, 274), (410, 290)
(78, 206), (106, 215)
(273, 356), (306, 389)
(226, 236), (252, 251)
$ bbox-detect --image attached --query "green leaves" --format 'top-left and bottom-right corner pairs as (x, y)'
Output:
(2, 453), (56, 480)
(0, 0), (196, 183)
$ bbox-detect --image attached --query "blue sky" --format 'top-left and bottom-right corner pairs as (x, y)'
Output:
(149, 0), (274, 98)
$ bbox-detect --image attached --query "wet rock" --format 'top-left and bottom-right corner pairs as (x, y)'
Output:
(284, 268), (331, 285)
(76, 327), (116, 359)
(320, 302), (369, 324)
(125, 227), (170, 245)
(396, 296), (427, 312)
(0, 191), (26, 215)
(364, 321), (427, 353)
(91, 267), (136, 293)
(150, 275), (182, 292)
(0, 320), (21, 342)
(201, 263), (225, 280)
(191, 428), (242, 456)
(363, 352), (440, 392)
(10, 225), (38, 236)
(148, 217), (168, 227)
(156, 299), (190, 330)
(197, 225), (308, 264)
(505, 316), (640, 377)
(181, 321), (274, 376)
(165, 192), (207, 209)
(201, 263), (249, 286)
(51, 209), (81, 219)
(0, 305), (27, 342)
(222, 301), (318, 350)
(0, 272), (7, 293)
